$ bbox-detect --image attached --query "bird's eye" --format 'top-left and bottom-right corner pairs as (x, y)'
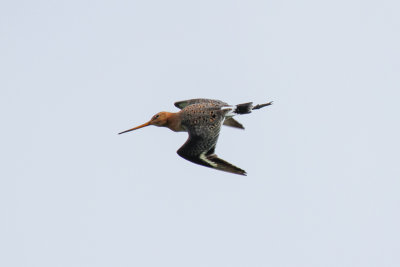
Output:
(153, 114), (160, 119)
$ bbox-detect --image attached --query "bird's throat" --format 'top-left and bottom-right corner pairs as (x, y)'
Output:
(166, 112), (185, 132)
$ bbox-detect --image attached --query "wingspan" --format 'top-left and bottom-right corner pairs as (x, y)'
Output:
(175, 101), (247, 175)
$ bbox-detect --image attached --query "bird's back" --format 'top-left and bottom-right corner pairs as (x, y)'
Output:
(180, 102), (228, 137)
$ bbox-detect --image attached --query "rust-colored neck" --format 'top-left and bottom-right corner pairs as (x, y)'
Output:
(165, 112), (184, 132)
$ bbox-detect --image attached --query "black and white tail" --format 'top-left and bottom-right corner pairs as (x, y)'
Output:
(234, 101), (273, 115)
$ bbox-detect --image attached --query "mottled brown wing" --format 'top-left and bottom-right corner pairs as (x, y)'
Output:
(174, 98), (228, 109)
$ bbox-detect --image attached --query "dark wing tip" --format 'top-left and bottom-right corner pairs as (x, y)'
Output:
(174, 101), (183, 109)
(177, 149), (247, 176)
(207, 154), (247, 176)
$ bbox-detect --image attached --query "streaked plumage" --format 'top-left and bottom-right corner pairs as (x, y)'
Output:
(119, 98), (272, 175)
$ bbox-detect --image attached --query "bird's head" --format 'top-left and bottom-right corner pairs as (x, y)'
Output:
(118, 112), (171, 134)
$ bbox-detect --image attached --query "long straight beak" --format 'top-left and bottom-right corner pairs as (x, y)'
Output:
(118, 121), (151, 135)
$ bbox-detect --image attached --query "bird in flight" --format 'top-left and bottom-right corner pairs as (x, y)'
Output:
(119, 98), (272, 175)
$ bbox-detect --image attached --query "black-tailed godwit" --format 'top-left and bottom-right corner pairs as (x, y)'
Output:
(119, 98), (272, 175)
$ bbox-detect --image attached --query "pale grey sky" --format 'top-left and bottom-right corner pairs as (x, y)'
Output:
(1, 0), (399, 266)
